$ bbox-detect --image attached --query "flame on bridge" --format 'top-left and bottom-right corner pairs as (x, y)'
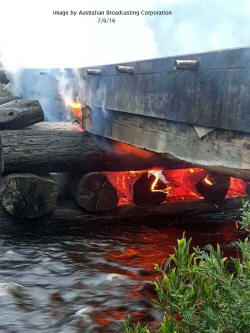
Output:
(62, 95), (82, 122)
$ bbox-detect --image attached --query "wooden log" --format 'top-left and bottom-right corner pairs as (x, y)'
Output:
(50, 173), (71, 199)
(0, 122), (191, 174)
(0, 99), (44, 130)
(132, 172), (166, 207)
(51, 195), (250, 223)
(0, 173), (57, 218)
(196, 173), (230, 202)
(71, 172), (118, 213)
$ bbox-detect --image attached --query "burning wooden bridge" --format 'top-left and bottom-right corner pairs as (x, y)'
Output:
(77, 46), (250, 181)
(0, 46), (249, 221)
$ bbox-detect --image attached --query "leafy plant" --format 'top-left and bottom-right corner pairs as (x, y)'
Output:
(239, 200), (250, 232)
(121, 235), (250, 333)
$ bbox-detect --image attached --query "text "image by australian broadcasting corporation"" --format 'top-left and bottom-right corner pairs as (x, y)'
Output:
(52, 10), (173, 17)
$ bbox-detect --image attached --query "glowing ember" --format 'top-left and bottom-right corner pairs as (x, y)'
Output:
(226, 178), (246, 197)
(105, 168), (247, 207)
(62, 95), (82, 122)
(203, 175), (214, 186)
(112, 142), (154, 159)
(148, 169), (169, 193)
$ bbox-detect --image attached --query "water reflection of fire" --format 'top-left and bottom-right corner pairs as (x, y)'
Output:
(105, 168), (246, 206)
(62, 95), (82, 122)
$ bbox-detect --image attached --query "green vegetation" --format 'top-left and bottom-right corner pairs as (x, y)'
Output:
(121, 201), (250, 333)
(121, 236), (250, 332)
(239, 200), (250, 232)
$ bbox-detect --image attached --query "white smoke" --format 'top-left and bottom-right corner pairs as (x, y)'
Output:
(1, 0), (250, 121)
(0, 0), (163, 70)
(147, 0), (250, 56)
(1, 0), (250, 70)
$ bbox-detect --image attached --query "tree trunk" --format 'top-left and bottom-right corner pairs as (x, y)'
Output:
(0, 122), (191, 174)
(196, 173), (230, 202)
(70, 172), (118, 213)
(0, 99), (44, 130)
(0, 173), (57, 218)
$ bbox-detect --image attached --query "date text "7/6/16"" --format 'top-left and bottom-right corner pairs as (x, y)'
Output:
(98, 18), (115, 23)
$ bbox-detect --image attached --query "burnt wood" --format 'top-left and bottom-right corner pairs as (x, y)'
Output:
(0, 99), (44, 130)
(0, 122), (190, 174)
(77, 46), (250, 133)
(0, 196), (246, 226)
(51, 195), (250, 222)
(0, 173), (57, 218)
(133, 173), (166, 206)
(83, 108), (250, 180)
(71, 172), (118, 213)
(196, 173), (230, 202)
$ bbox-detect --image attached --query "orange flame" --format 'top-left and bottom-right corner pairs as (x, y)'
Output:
(62, 95), (82, 122)
(148, 169), (169, 193)
(112, 142), (154, 159)
(203, 175), (214, 186)
(105, 168), (247, 207)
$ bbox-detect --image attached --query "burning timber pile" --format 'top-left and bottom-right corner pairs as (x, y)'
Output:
(0, 77), (249, 222)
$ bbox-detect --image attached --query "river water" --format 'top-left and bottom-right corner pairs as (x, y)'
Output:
(0, 211), (244, 333)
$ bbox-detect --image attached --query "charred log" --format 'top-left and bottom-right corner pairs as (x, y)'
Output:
(133, 173), (166, 207)
(0, 99), (44, 130)
(51, 196), (250, 223)
(196, 173), (230, 202)
(71, 172), (118, 213)
(0, 173), (57, 218)
(0, 122), (191, 174)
